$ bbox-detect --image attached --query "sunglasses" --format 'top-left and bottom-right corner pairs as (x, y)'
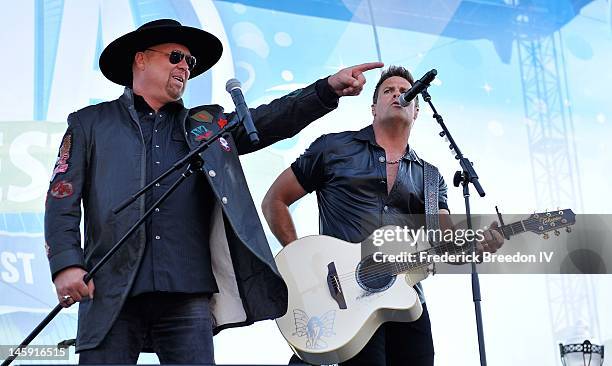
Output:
(145, 48), (197, 71)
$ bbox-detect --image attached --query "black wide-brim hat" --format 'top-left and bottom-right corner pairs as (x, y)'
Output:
(99, 19), (223, 87)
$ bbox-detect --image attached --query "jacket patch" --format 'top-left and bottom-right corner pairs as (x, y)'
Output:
(196, 131), (213, 141)
(50, 180), (74, 199)
(191, 110), (213, 123)
(190, 125), (210, 141)
(51, 131), (72, 181)
(219, 137), (231, 152)
(217, 118), (228, 128)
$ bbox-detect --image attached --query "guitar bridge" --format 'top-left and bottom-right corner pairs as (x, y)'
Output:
(327, 262), (347, 309)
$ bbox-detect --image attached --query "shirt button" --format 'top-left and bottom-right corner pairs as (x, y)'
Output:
(155, 161), (160, 165)
(154, 208), (160, 212)
(155, 145), (160, 148)
(149, 112), (153, 116)
(208, 170), (216, 177)
(378, 156), (386, 163)
(383, 205), (389, 212)
(221, 196), (228, 204)
(159, 114), (163, 118)
(381, 180), (386, 184)
(155, 235), (161, 240)
(154, 129), (158, 133)
(155, 183), (160, 187)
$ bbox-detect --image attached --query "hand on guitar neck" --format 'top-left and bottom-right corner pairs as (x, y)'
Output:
(438, 210), (505, 261)
(476, 221), (505, 255)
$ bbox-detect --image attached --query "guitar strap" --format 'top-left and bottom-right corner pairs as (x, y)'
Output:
(423, 161), (440, 246)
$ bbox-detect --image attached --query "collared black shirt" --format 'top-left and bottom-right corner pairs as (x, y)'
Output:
(129, 80), (338, 296)
(291, 125), (449, 303)
(292, 124), (449, 244)
(130, 95), (216, 296)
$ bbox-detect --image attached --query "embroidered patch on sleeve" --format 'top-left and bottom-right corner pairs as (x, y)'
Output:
(191, 110), (213, 123)
(50, 180), (74, 199)
(217, 118), (228, 128)
(51, 131), (72, 181)
(197, 130), (213, 141)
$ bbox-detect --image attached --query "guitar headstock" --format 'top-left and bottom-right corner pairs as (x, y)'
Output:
(524, 209), (575, 239)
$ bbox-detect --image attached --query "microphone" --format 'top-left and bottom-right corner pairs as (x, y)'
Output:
(398, 69), (437, 107)
(225, 78), (259, 145)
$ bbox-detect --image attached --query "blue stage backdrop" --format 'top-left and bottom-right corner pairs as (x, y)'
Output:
(0, 1), (610, 364)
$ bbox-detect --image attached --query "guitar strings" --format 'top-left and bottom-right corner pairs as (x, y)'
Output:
(335, 215), (546, 281)
(334, 241), (463, 285)
(334, 217), (567, 287)
(331, 216), (562, 283)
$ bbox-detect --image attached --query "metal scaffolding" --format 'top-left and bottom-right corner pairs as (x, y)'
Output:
(515, 30), (599, 346)
(516, 32), (583, 212)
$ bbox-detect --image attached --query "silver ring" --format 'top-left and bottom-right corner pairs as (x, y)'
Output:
(62, 295), (72, 301)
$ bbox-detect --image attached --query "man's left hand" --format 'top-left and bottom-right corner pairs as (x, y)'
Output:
(476, 221), (505, 253)
(328, 62), (384, 97)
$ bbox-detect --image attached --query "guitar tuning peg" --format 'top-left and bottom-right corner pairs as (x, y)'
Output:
(543, 233), (549, 240)
(565, 227), (572, 233)
(554, 230), (560, 236)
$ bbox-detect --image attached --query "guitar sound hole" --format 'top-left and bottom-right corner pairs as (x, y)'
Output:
(355, 256), (396, 293)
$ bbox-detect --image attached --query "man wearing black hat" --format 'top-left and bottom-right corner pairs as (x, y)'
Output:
(44, 19), (383, 364)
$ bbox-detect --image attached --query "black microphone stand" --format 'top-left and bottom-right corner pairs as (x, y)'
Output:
(420, 88), (488, 366)
(2, 116), (243, 366)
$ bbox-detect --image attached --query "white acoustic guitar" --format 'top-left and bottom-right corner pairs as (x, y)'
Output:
(275, 209), (575, 365)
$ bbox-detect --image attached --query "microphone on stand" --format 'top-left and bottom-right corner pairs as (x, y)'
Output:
(225, 78), (259, 145)
(397, 69), (437, 107)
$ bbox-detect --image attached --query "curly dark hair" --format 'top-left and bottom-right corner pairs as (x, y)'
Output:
(372, 65), (419, 108)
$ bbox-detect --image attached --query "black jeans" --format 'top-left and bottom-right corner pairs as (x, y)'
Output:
(290, 304), (434, 366)
(79, 292), (214, 364)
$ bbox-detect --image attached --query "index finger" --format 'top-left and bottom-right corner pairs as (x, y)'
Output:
(351, 62), (384, 73)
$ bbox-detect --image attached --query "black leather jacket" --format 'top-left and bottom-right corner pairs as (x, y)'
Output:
(44, 80), (337, 351)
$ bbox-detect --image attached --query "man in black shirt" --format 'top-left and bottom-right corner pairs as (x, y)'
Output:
(45, 18), (383, 364)
(262, 65), (504, 366)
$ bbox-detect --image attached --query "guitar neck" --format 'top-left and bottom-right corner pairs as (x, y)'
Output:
(381, 209), (575, 276)
(389, 219), (527, 275)
(495, 220), (528, 239)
